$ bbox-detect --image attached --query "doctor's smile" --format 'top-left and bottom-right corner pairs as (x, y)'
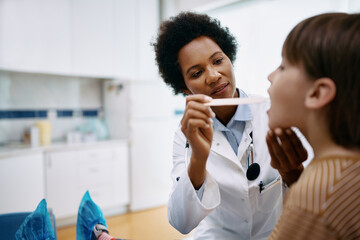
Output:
(210, 82), (230, 97)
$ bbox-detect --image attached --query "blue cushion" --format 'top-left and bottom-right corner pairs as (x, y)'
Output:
(0, 212), (31, 240)
(15, 199), (56, 240)
(0, 208), (57, 240)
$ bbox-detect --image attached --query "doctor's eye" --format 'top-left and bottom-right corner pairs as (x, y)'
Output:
(278, 65), (284, 71)
(213, 58), (223, 65)
(191, 70), (203, 78)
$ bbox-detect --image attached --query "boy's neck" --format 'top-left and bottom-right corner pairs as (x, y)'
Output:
(306, 116), (360, 159)
(312, 140), (359, 159)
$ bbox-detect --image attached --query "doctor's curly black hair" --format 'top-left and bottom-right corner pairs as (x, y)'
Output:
(152, 11), (238, 95)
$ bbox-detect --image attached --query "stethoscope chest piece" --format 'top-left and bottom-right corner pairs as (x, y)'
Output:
(246, 163), (260, 180)
(246, 131), (261, 181)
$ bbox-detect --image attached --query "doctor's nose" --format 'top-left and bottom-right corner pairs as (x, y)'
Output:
(206, 67), (221, 85)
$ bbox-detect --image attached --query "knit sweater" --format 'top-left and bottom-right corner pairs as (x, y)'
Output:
(269, 155), (360, 240)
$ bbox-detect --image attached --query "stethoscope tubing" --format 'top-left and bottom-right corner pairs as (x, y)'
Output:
(184, 141), (190, 169)
(184, 133), (259, 181)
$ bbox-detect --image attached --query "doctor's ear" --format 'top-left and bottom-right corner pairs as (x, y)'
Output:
(305, 78), (336, 109)
(182, 89), (192, 96)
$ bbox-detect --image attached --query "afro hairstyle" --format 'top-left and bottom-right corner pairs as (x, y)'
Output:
(153, 11), (238, 95)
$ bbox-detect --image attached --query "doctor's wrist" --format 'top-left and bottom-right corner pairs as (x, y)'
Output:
(279, 164), (304, 187)
(188, 167), (206, 190)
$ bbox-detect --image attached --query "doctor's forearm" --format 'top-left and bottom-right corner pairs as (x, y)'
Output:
(188, 156), (206, 190)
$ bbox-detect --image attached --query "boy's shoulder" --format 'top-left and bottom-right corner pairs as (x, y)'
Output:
(287, 155), (360, 214)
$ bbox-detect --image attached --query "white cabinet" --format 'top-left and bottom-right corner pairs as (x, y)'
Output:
(104, 79), (178, 211)
(112, 0), (138, 80)
(0, 0), (72, 74)
(45, 142), (129, 220)
(130, 119), (175, 211)
(0, 151), (45, 213)
(133, 0), (160, 81)
(44, 150), (78, 218)
(71, 0), (116, 77)
(71, 0), (160, 80)
(0, 0), (160, 79)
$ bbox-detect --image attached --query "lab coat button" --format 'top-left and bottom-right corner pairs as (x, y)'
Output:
(216, 143), (220, 146)
(241, 198), (245, 202)
(244, 220), (248, 223)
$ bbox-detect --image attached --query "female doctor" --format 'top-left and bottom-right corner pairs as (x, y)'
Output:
(153, 12), (308, 240)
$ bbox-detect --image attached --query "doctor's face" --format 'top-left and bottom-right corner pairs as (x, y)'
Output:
(267, 57), (313, 130)
(178, 36), (237, 99)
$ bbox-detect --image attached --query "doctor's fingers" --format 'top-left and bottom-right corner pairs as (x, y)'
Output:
(185, 100), (215, 119)
(181, 108), (214, 127)
(284, 128), (308, 162)
(188, 127), (213, 148)
(188, 126), (213, 153)
(181, 101), (215, 128)
(266, 131), (282, 170)
(185, 94), (212, 104)
(275, 128), (306, 168)
(266, 130), (292, 171)
(181, 118), (212, 136)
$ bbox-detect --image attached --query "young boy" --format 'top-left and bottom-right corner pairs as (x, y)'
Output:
(266, 12), (360, 239)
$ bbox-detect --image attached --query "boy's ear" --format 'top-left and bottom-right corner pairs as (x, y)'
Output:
(305, 78), (336, 109)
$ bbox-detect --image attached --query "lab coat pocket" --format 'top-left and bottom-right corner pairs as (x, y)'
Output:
(255, 176), (282, 213)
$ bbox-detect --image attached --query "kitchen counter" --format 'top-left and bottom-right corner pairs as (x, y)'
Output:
(0, 139), (128, 158)
(0, 138), (130, 222)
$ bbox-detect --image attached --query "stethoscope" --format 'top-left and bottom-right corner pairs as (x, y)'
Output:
(246, 132), (261, 181)
(184, 131), (260, 181)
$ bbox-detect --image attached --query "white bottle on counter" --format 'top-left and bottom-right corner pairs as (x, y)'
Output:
(30, 126), (40, 148)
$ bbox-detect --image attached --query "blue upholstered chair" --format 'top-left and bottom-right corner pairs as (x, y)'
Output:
(0, 209), (57, 240)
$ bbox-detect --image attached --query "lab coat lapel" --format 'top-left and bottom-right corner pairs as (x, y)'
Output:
(237, 121), (253, 163)
(211, 131), (240, 167)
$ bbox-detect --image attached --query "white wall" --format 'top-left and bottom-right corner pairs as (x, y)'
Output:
(0, 71), (102, 143)
(349, 0), (360, 12)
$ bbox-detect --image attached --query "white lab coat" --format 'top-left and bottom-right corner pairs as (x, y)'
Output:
(168, 100), (283, 240)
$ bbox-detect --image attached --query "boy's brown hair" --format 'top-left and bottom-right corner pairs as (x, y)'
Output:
(282, 12), (360, 149)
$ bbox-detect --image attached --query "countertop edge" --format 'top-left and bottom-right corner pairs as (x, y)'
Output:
(0, 139), (129, 159)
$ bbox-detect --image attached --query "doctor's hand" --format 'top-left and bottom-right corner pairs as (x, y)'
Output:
(181, 94), (215, 189)
(266, 128), (308, 187)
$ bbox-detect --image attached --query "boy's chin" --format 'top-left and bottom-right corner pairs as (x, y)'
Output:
(267, 121), (277, 130)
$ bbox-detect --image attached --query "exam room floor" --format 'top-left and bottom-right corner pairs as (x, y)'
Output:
(57, 205), (193, 240)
